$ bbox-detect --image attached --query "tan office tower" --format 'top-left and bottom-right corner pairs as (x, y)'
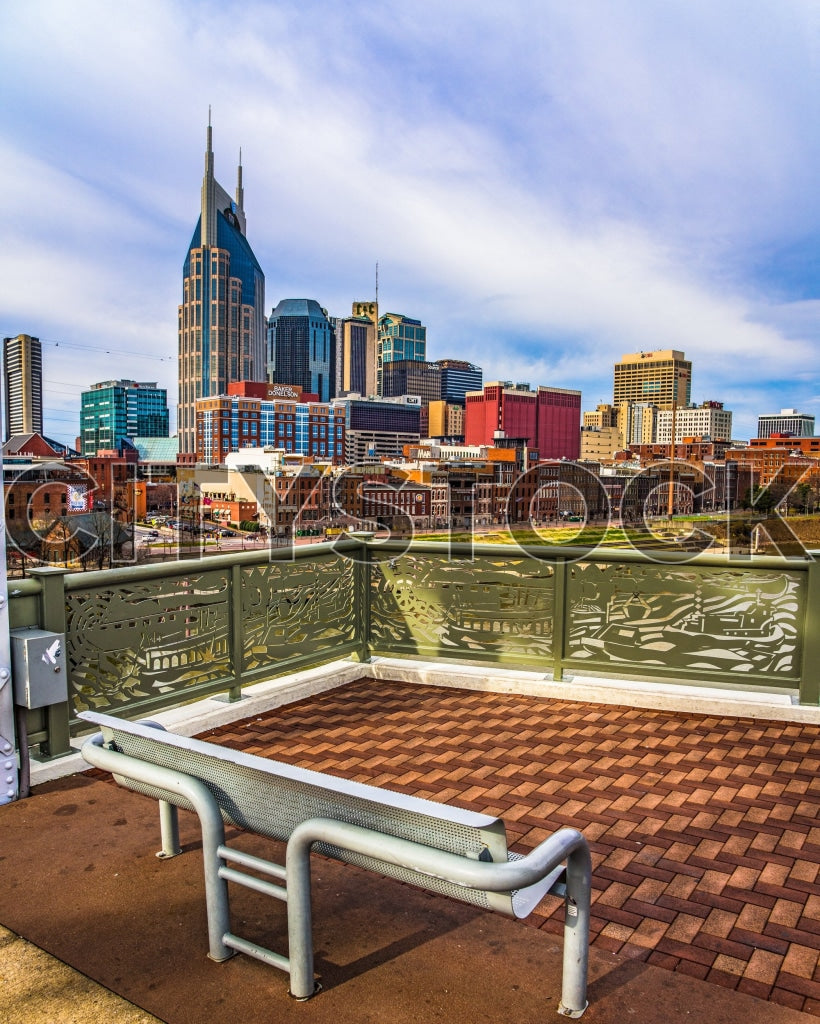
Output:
(177, 120), (265, 454)
(340, 302), (378, 396)
(613, 350), (691, 410)
(3, 333), (43, 439)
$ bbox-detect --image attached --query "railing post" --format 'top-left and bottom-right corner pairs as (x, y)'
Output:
(349, 534), (372, 663)
(227, 563), (244, 702)
(798, 554), (820, 705)
(551, 557), (567, 682)
(27, 567), (71, 757)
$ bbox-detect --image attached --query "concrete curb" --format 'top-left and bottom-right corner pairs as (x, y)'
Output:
(29, 656), (820, 789)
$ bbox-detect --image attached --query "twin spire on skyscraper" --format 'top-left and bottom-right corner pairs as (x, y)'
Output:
(200, 110), (246, 248)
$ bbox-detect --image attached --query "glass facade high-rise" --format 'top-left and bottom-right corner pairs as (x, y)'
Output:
(377, 313), (426, 394)
(178, 122), (266, 454)
(81, 380), (169, 456)
(267, 299), (333, 402)
(435, 359), (483, 404)
(3, 333), (43, 439)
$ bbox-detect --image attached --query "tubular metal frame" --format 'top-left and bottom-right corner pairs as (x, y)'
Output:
(82, 731), (590, 1017)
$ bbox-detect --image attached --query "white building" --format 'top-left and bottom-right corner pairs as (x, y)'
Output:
(757, 408), (815, 438)
(656, 402), (732, 444)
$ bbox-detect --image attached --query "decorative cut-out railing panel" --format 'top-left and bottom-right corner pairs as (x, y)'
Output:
(565, 560), (804, 685)
(370, 550), (555, 668)
(240, 556), (357, 675)
(68, 568), (232, 712)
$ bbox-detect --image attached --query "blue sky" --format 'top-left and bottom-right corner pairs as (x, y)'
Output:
(1, 0), (818, 445)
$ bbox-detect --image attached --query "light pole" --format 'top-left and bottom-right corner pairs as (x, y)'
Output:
(667, 369), (688, 520)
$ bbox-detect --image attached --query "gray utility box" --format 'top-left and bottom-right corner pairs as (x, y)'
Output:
(10, 628), (67, 709)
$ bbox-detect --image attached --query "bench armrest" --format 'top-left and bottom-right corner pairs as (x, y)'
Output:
(286, 816), (590, 1017)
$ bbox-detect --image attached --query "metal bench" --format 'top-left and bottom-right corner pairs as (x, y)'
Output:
(79, 709), (591, 1017)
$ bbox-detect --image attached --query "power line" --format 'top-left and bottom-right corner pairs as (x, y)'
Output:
(2, 334), (174, 362)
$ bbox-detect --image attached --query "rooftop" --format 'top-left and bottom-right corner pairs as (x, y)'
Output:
(2, 668), (818, 1023)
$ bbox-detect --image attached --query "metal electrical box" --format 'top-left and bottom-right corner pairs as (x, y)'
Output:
(10, 628), (67, 709)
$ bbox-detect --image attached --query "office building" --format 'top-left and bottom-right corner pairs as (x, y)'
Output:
(336, 303), (377, 397)
(377, 313), (426, 394)
(465, 382), (536, 448)
(623, 403), (659, 446)
(178, 121), (266, 454)
(583, 404), (619, 430)
(267, 299), (333, 402)
(656, 401), (733, 444)
(580, 426), (622, 462)
(757, 409), (815, 439)
(613, 350), (691, 410)
(381, 360), (442, 404)
(3, 334), (42, 439)
(427, 401), (465, 440)
(333, 394), (421, 463)
(435, 359), (483, 404)
(80, 380), (169, 456)
(196, 381), (344, 465)
(536, 386), (582, 460)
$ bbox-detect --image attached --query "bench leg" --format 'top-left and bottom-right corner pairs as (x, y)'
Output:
(285, 835), (316, 999)
(82, 736), (234, 964)
(156, 799), (181, 858)
(558, 844), (591, 1018)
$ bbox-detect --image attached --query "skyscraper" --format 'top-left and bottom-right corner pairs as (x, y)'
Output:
(267, 299), (333, 401)
(178, 120), (266, 454)
(381, 360), (442, 404)
(80, 380), (169, 455)
(435, 359), (483, 404)
(336, 301), (378, 397)
(377, 313), (426, 394)
(3, 333), (42, 438)
(613, 350), (691, 410)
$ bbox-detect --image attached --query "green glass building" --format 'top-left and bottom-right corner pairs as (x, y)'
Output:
(377, 313), (426, 395)
(80, 380), (169, 455)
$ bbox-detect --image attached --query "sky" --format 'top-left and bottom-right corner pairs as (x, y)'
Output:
(1, 0), (818, 446)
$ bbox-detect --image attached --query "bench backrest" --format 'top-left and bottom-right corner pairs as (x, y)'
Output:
(80, 710), (520, 915)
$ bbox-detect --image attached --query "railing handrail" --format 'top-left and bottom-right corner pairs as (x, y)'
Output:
(15, 538), (817, 597)
(366, 538), (818, 570)
(54, 538), (364, 592)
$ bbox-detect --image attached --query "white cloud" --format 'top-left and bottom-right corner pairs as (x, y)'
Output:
(0, 0), (818, 446)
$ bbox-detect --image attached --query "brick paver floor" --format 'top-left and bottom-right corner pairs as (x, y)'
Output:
(206, 679), (820, 1015)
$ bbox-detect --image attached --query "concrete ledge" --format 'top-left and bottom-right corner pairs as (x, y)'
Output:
(29, 660), (367, 787)
(366, 657), (820, 722)
(28, 656), (820, 789)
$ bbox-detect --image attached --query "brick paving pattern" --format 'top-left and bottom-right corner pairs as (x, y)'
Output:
(205, 680), (820, 1015)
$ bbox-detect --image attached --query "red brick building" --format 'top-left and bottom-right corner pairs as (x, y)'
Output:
(464, 382), (581, 459)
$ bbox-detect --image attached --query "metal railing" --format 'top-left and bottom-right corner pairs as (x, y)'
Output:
(8, 536), (819, 757)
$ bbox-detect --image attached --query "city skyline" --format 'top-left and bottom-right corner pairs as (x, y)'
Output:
(1, 0), (818, 446)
